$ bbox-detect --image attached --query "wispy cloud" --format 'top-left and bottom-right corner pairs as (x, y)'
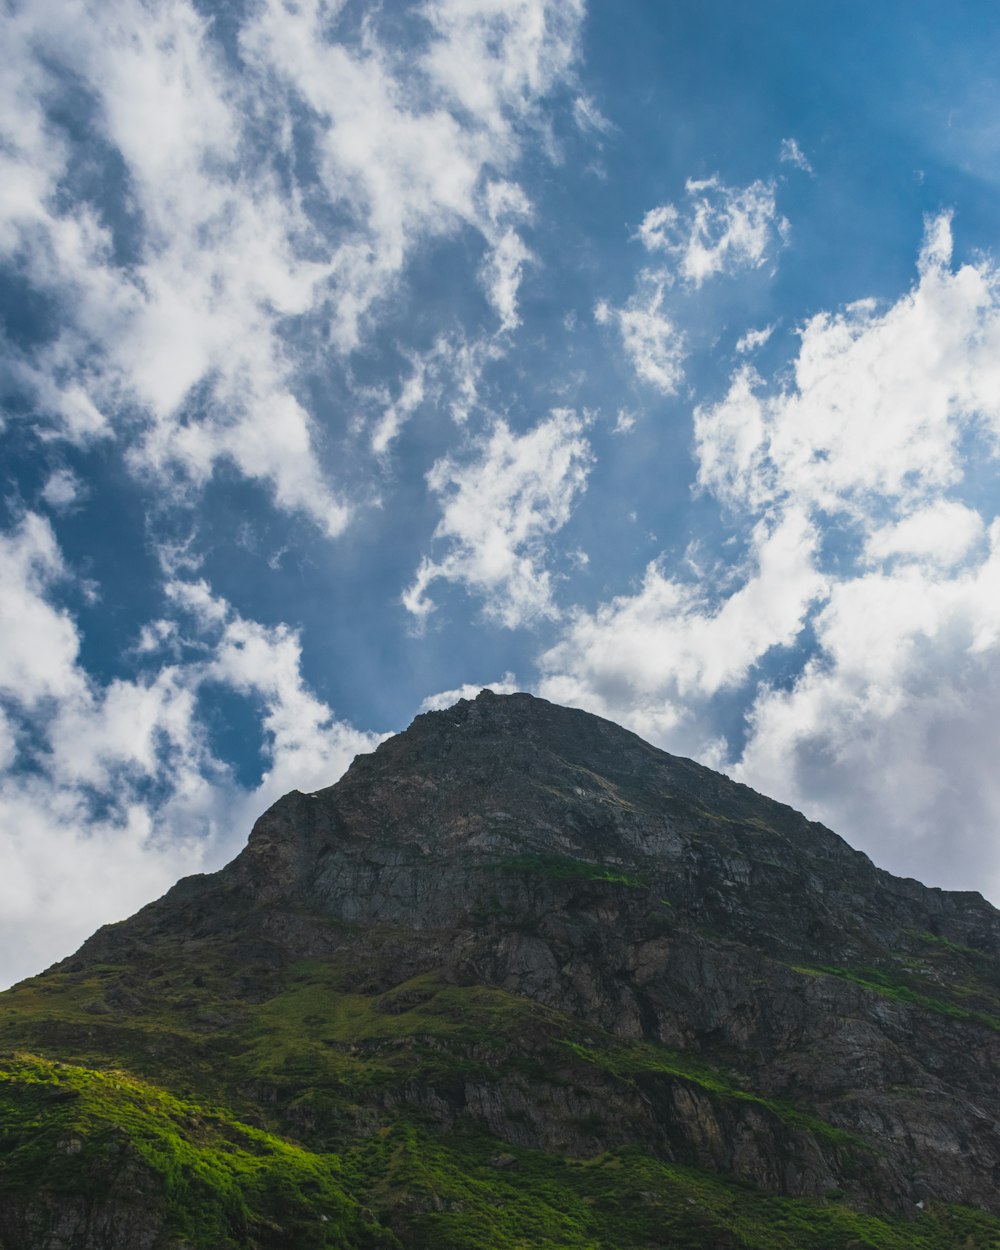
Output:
(404, 409), (593, 628)
(572, 94), (613, 135)
(637, 176), (788, 286)
(595, 173), (787, 396)
(779, 137), (814, 174)
(595, 279), (686, 395)
(735, 324), (775, 354)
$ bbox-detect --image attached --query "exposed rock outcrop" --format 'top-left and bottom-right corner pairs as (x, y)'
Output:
(3, 691), (999, 1248)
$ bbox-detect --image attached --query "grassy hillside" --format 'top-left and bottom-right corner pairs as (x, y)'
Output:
(3, 1053), (1000, 1250)
(3, 945), (1000, 1249)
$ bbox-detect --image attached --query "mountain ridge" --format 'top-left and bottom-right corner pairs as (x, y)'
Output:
(2, 690), (1000, 1249)
(84, 689), (997, 959)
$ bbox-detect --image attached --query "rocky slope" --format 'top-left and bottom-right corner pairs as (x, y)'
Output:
(2, 690), (1000, 1249)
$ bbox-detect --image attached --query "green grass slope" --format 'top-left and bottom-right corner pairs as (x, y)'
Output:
(3, 1055), (1000, 1250)
(3, 947), (1000, 1249)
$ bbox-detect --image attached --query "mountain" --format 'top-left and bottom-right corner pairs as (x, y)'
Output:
(2, 690), (1000, 1249)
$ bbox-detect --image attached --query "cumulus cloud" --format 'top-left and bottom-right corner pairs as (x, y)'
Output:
(4, 0), (345, 533)
(538, 508), (824, 755)
(695, 214), (1000, 520)
(196, 595), (381, 804)
(540, 214), (1000, 897)
(2, 0), (584, 532)
(0, 774), (199, 991)
(718, 219), (1000, 894)
(637, 176), (788, 286)
(0, 516), (207, 984)
(864, 499), (985, 567)
(403, 409), (593, 628)
(3, 0), (591, 983)
(737, 526), (1000, 894)
(0, 518), (380, 988)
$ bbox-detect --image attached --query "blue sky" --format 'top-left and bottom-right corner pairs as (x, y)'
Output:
(4, 0), (1000, 985)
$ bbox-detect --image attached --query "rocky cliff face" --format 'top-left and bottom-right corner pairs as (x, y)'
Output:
(3, 691), (1000, 1250)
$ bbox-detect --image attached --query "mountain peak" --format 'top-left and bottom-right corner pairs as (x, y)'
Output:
(3, 695), (1000, 1247)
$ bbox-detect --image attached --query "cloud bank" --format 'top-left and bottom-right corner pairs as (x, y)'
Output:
(550, 214), (1000, 898)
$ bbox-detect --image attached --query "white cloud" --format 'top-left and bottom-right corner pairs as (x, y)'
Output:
(612, 408), (637, 434)
(4, 0), (348, 534)
(160, 574), (381, 809)
(695, 215), (1000, 519)
(596, 173), (786, 395)
(481, 225), (535, 333)
(0, 520), (381, 988)
(735, 324), (775, 354)
(201, 600), (381, 805)
(403, 408), (593, 628)
(737, 525), (1000, 895)
(242, 0), (578, 351)
(0, 516), (207, 984)
(625, 213), (1000, 897)
(2, 0), (584, 534)
(572, 94), (613, 135)
(538, 508), (824, 755)
(595, 279), (686, 394)
(0, 775), (198, 988)
(479, 178), (536, 333)
(419, 672), (520, 711)
(532, 217), (1000, 902)
(366, 325), (515, 455)
(47, 670), (199, 793)
(864, 499), (985, 567)
(0, 514), (83, 708)
(421, 0), (584, 140)
(371, 353), (432, 457)
(442, 333), (506, 426)
(779, 137), (813, 174)
(0, 708), (19, 773)
(637, 176), (788, 287)
(40, 468), (84, 511)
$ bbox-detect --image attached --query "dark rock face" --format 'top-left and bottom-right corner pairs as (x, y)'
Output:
(4, 690), (1000, 1245)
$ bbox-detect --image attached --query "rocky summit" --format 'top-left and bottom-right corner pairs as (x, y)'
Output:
(2, 691), (1000, 1250)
